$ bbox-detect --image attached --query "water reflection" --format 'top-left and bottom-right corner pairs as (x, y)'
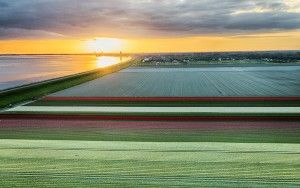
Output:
(96, 56), (131, 68)
(0, 55), (132, 90)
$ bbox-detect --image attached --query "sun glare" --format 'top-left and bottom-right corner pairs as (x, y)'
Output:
(85, 38), (124, 53)
(96, 56), (131, 68)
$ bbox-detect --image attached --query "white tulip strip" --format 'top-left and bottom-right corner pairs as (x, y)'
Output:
(6, 106), (300, 114)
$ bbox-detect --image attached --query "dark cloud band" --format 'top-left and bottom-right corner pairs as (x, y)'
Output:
(0, 0), (299, 39)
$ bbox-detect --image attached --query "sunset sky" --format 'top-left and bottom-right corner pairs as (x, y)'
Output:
(0, 0), (300, 54)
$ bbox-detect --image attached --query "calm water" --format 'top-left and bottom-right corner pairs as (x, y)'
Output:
(0, 55), (130, 90)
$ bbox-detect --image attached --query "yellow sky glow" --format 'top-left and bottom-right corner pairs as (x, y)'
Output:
(0, 30), (299, 54)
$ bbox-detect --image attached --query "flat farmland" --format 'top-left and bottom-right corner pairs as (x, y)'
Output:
(50, 65), (300, 97)
(0, 119), (299, 187)
(0, 139), (299, 187)
(1, 63), (300, 187)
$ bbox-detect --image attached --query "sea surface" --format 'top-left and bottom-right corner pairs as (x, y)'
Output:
(0, 55), (130, 90)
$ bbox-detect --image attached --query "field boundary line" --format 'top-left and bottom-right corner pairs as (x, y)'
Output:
(42, 96), (300, 102)
(1, 114), (300, 121)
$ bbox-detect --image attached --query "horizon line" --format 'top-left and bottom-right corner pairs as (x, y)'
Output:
(0, 49), (300, 56)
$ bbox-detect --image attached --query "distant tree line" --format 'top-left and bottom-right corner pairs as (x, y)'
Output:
(136, 51), (300, 65)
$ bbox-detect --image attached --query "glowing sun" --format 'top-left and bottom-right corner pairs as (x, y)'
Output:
(85, 38), (124, 53)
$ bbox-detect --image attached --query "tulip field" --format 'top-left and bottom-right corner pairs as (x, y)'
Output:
(0, 63), (299, 187)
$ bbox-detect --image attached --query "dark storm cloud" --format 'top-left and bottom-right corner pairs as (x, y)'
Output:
(0, 0), (299, 39)
(0, 1), (8, 7)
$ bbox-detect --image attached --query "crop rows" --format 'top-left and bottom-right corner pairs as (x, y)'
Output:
(50, 66), (300, 97)
(0, 140), (299, 187)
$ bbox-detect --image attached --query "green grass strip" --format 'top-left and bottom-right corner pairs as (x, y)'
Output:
(0, 140), (299, 187)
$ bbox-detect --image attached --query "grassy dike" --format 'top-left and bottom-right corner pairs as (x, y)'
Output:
(0, 58), (135, 109)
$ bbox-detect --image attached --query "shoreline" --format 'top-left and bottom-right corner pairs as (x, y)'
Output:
(0, 59), (134, 109)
